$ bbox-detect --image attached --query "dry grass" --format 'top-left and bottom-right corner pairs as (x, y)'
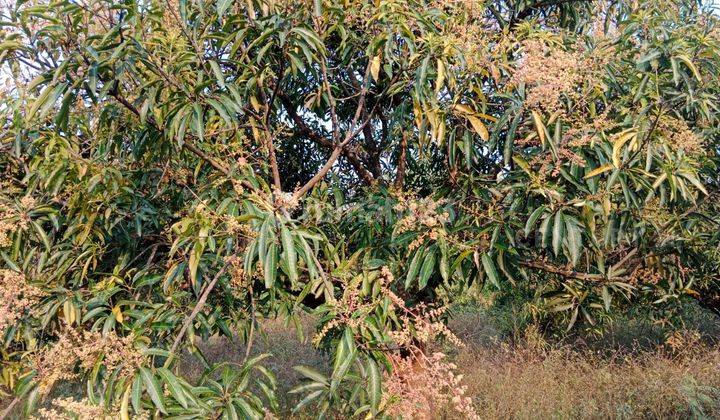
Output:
(456, 340), (720, 419)
(177, 314), (329, 414)
(6, 307), (720, 419)
(180, 308), (720, 419)
(442, 306), (720, 419)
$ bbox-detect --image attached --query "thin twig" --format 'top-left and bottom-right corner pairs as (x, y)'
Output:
(291, 60), (374, 200)
(395, 131), (408, 189)
(0, 396), (21, 420)
(166, 265), (228, 361)
(243, 289), (256, 363)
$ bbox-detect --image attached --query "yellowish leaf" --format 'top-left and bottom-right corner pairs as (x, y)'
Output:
(451, 104), (474, 115)
(412, 99), (423, 129)
(584, 164), (614, 179)
(602, 196), (611, 216)
(435, 120), (446, 144)
(476, 113), (498, 122)
(120, 385), (131, 420)
(63, 300), (75, 325)
(467, 115), (489, 141)
(371, 55), (381, 82)
(652, 172), (667, 189)
(676, 55), (702, 82)
(435, 59), (445, 93)
(531, 110), (545, 145)
(612, 129), (637, 168)
(250, 96), (261, 113)
(249, 117), (262, 142)
(112, 305), (124, 323)
(512, 155), (531, 173)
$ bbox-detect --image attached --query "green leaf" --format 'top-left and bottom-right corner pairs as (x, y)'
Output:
(157, 367), (188, 409)
(552, 211), (565, 256)
(405, 247), (424, 289)
(293, 366), (329, 385)
(367, 357), (381, 413)
(504, 111), (522, 165)
(281, 225), (298, 284)
(564, 217), (582, 266)
(418, 249), (435, 290)
(207, 98), (232, 125)
(216, 0), (232, 16)
(330, 329), (356, 394)
(602, 286), (611, 311)
(28, 82), (66, 121)
(30, 221), (51, 252)
(131, 375), (142, 414)
(293, 390), (324, 413)
(524, 205), (546, 237)
(481, 253), (500, 289)
(226, 401), (240, 420)
(264, 242), (277, 289)
(139, 367), (167, 414)
(258, 218), (271, 259)
(192, 103), (204, 140)
(209, 60), (226, 88)
(439, 250), (449, 282)
(678, 171), (708, 196)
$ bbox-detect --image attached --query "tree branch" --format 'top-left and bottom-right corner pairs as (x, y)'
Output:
(395, 131), (408, 189)
(278, 92), (375, 185)
(291, 145), (343, 200)
(166, 265), (228, 361)
(0, 396), (21, 420)
(258, 82), (284, 191)
(110, 91), (228, 173)
(109, 89), (264, 196)
(291, 60), (373, 200)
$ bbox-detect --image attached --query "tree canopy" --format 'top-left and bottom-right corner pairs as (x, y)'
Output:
(1, 0), (719, 417)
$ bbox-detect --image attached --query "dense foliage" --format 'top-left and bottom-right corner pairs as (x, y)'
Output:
(1, 0), (719, 417)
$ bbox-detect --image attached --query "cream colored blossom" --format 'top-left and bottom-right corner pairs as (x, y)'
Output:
(657, 115), (704, 155)
(34, 329), (145, 395)
(0, 269), (44, 333)
(383, 351), (478, 419)
(33, 397), (109, 420)
(511, 39), (606, 114)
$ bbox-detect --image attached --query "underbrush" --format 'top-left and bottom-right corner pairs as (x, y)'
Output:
(429, 302), (720, 419)
(455, 333), (720, 419)
(173, 305), (720, 419)
(6, 306), (719, 419)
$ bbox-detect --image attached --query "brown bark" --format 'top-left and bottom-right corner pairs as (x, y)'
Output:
(395, 132), (408, 189)
(278, 92), (375, 185)
(167, 265), (228, 360)
(292, 61), (374, 200)
(292, 146), (343, 200)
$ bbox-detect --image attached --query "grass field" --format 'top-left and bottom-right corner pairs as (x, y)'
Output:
(174, 304), (720, 419)
(4, 304), (719, 419)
